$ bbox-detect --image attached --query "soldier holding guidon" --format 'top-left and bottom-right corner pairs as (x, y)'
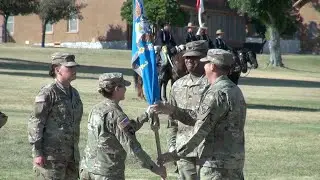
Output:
(80, 73), (166, 180)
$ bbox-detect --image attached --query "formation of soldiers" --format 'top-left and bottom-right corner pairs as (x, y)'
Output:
(0, 23), (246, 180)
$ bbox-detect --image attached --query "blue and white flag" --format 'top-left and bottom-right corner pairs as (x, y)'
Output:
(131, 0), (160, 105)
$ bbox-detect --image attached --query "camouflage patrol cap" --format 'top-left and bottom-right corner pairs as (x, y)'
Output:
(51, 52), (79, 67)
(0, 112), (8, 129)
(183, 40), (208, 57)
(98, 73), (131, 88)
(200, 49), (234, 67)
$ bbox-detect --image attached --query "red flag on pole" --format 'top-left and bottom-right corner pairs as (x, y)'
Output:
(196, 0), (204, 34)
(196, 0), (204, 14)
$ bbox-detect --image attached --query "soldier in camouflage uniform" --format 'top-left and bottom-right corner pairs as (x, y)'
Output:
(167, 40), (209, 180)
(0, 112), (8, 129)
(79, 73), (166, 180)
(154, 49), (247, 180)
(28, 52), (83, 180)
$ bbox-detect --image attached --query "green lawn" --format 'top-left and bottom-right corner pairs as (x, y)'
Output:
(0, 45), (319, 180)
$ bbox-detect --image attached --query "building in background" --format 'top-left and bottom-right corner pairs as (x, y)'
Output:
(296, 0), (320, 53)
(0, 0), (246, 49)
(174, 0), (246, 49)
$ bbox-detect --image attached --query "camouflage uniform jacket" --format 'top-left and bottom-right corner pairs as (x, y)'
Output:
(168, 74), (209, 157)
(81, 98), (157, 177)
(28, 81), (83, 163)
(172, 75), (246, 169)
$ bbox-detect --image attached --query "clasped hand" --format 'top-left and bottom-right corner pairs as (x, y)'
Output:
(147, 101), (174, 115)
(157, 151), (179, 165)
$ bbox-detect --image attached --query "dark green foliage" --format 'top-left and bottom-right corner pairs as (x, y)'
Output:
(227, 0), (301, 66)
(0, 0), (37, 42)
(35, 0), (86, 47)
(36, 0), (86, 24)
(228, 0), (298, 35)
(120, 0), (188, 27)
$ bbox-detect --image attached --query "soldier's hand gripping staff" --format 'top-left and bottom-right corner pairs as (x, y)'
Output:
(80, 73), (166, 180)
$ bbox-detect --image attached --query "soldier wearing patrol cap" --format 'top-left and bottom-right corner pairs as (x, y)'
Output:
(28, 52), (83, 180)
(154, 49), (247, 180)
(79, 73), (166, 180)
(0, 112), (8, 129)
(166, 40), (209, 180)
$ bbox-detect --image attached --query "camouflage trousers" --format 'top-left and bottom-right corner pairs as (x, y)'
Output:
(79, 168), (125, 180)
(34, 160), (79, 180)
(199, 167), (244, 180)
(176, 157), (200, 180)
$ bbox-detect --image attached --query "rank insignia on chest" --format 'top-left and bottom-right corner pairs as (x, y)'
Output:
(118, 117), (130, 129)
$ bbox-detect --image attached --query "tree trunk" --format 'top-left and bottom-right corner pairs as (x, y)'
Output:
(41, 21), (47, 48)
(3, 15), (8, 43)
(268, 26), (283, 67)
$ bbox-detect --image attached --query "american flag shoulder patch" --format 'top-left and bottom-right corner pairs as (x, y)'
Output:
(118, 117), (130, 129)
(35, 95), (45, 103)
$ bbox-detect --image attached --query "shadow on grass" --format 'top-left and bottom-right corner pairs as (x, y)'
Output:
(2, 57), (320, 88)
(282, 67), (319, 73)
(0, 71), (97, 80)
(240, 77), (320, 88)
(248, 104), (319, 112)
(0, 57), (134, 76)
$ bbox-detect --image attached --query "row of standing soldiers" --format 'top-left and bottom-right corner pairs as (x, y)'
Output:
(154, 22), (230, 54)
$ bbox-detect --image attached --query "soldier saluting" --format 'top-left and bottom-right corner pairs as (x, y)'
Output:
(196, 23), (214, 49)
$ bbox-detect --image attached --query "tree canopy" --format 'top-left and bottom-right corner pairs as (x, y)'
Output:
(35, 0), (86, 47)
(228, 0), (298, 36)
(0, 0), (37, 16)
(120, 0), (188, 27)
(36, 0), (86, 25)
(228, 0), (300, 66)
(0, 0), (38, 42)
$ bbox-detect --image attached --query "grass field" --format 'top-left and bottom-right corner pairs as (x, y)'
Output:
(0, 44), (319, 180)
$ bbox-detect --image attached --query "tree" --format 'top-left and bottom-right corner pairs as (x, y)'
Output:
(228, 0), (299, 67)
(120, 0), (187, 31)
(248, 17), (267, 38)
(35, 0), (86, 47)
(0, 0), (37, 43)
